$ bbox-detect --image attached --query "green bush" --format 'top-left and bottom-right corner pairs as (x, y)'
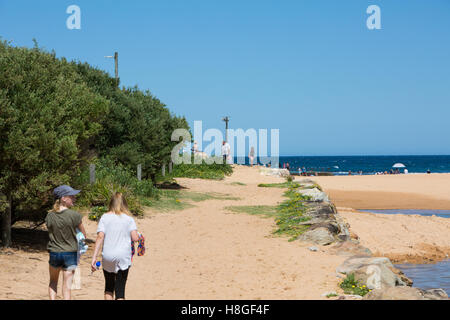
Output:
(169, 158), (233, 181)
(73, 157), (157, 218)
(74, 62), (190, 180)
(88, 206), (108, 221)
(74, 157), (159, 197)
(77, 181), (143, 218)
(0, 40), (110, 224)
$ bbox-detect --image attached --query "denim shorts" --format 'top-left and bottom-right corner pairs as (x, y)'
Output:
(49, 252), (78, 271)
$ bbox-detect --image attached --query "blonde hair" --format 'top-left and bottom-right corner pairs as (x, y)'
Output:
(108, 192), (131, 215)
(51, 199), (62, 213)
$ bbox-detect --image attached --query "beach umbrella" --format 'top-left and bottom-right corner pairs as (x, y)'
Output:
(392, 163), (406, 168)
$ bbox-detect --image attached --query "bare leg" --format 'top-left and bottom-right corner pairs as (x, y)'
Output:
(105, 292), (114, 300)
(49, 266), (61, 300)
(62, 270), (75, 300)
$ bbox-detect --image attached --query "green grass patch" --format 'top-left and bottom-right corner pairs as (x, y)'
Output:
(141, 196), (195, 212)
(158, 190), (240, 202)
(230, 182), (246, 186)
(339, 274), (371, 296)
(142, 190), (240, 212)
(274, 187), (311, 241)
(225, 205), (278, 218)
(258, 182), (301, 188)
(226, 184), (312, 241)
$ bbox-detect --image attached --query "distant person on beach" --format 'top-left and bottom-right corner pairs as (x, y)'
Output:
(427, 169), (431, 174)
(192, 141), (199, 154)
(249, 147), (255, 167)
(221, 141), (231, 164)
(404, 168), (408, 174)
(46, 185), (86, 300)
(348, 170), (352, 176)
(91, 192), (140, 300)
(286, 163), (290, 171)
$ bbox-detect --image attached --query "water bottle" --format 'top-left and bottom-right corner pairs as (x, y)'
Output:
(90, 261), (101, 275)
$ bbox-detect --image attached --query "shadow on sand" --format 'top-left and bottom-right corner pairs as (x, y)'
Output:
(11, 227), (49, 252)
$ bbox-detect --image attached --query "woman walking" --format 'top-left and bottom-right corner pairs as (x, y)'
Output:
(46, 185), (86, 300)
(91, 192), (139, 300)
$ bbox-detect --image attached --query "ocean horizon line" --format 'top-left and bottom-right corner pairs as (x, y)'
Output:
(274, 154), (450, 157)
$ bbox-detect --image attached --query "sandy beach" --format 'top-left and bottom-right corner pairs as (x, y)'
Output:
(0, 167), (449, 300)
(312, 174), (450, 263)
(313, 174), (450, 210)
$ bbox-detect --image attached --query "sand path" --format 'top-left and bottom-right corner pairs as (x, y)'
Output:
(0, 166), (346, 300)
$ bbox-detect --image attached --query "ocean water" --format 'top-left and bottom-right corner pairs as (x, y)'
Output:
(236, 155), (450, 175)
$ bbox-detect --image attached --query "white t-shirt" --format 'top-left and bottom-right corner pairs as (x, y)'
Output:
(221, 143), (231, 156)
(97, 213), (137, 273)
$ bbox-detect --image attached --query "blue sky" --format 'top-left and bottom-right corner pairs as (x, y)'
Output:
(1, 0), (449, 156)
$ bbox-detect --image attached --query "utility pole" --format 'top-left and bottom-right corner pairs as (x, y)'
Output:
(105, 52), (119, 87)
(222, 116), (230, 142)
(114, 52), (119, 87)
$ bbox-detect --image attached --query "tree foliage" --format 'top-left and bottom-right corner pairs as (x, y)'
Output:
(0, 40), (109, 221)
(0, 40), (190, 232)
(72, 62), (190, 180)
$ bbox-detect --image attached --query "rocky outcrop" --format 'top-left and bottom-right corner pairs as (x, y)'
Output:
(293, 180), (350, 246)
(363, 286), (449, 300)
(259, 167), (290, 177)
(297, 187), (330, 202)
(336, 256), (410, 289)
(421, 288), (449, 300)
(336, 256), (395, 274)
(298, 227), (335, 246)
(327, 240), (372, 257)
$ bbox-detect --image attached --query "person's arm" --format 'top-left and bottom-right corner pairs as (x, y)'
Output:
(91, 232), (105, 272)
(129, 217), (139, 242)
(131, 230), (139, 242)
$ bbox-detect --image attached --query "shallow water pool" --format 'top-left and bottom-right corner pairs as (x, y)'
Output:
(395, 260), (450, 295)
(359, 209), (449, 295)
(359, 209), (450, 218)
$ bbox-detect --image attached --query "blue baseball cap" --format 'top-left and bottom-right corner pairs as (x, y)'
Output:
(53, 185), (81, 199)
